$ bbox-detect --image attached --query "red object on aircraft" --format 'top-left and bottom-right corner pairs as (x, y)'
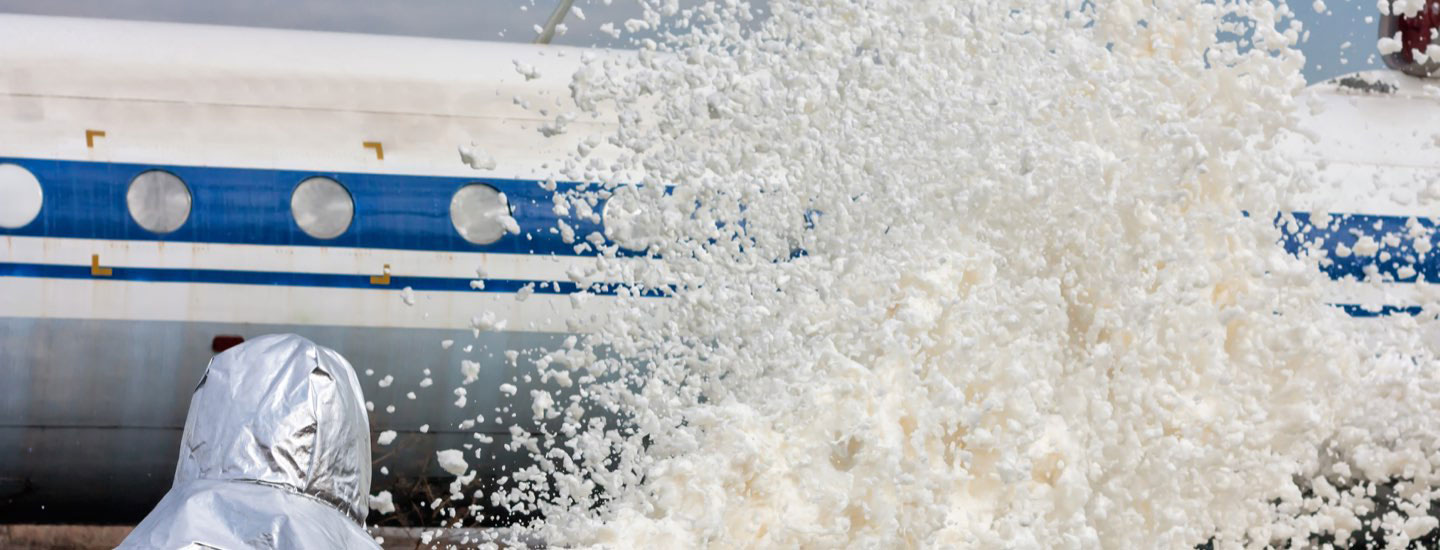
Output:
(211, 335), (245, 354)
(1381, 0), (1440, 77)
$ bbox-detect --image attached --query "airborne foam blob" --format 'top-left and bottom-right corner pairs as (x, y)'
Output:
(437, 449), (469, 477)
(468, 1), (1440, 548)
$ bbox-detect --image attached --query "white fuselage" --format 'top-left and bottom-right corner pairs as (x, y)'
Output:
(1285, 72), (1440, 319)
(1, 14), (1435, 525)
(0, 14), (618, 523)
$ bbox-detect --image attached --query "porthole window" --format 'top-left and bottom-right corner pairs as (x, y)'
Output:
(127, 170), (191, 234)
(0, 164), (42, 229)
(291, 177), (354, 240)
(602, 186), (649, 251)
(449, 183), (510, 245)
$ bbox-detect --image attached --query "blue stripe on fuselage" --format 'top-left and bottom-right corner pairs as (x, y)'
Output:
(0, 261), (666, 296)
(2, 157), (1437, 312)
(1334, 304), (1425, 318)
(1280, 212), (1440, 284)
(0, 156), (610, 257)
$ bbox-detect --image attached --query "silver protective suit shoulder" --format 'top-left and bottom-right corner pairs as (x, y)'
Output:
(117, 334), (380, 550)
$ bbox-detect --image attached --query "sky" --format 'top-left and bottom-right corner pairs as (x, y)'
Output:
(0, 0), (661, 48)
(0, 0), (1389, 83)
(1296, 0), (1387, 82)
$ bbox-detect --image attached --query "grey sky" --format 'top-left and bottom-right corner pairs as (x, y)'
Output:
(0, 0), (656, 48)
(1294, 0), (1386, 82)
(0, 0), (1390, 83)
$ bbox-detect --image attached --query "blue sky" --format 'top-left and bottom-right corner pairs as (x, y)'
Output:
(1294, 0), (1386, 82)
(0, 0), (1385, 83)
(0, 0), (657, 48)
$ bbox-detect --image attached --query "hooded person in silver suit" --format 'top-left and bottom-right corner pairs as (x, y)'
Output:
(117, 334), (380, 549)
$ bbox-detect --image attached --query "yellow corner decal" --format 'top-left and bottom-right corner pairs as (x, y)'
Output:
(370, 264), (391, 285)
(363, 141), (384, 160)
(90, 254), (112, 277)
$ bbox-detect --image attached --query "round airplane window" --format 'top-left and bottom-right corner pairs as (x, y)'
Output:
(0, 163), (43, 229)
(291, 177), (354, 240)
(450, 183), (510, 245)
(602, 186), (651, 251)
(127, 170), (191, 234)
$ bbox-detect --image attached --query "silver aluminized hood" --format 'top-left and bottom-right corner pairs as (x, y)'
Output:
(118, 334), (378, 549)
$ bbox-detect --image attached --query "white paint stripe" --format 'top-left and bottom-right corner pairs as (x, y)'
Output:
(0, 235), (597, 282)
(0, 276), (613, 332)
(1322, 278), (1440, 311)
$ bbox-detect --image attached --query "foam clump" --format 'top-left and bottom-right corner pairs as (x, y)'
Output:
(437, 449), (469, 477)
(369, 490), (395, 515)
(376, 430), (397, 446)
(459, 0), (1440, 548)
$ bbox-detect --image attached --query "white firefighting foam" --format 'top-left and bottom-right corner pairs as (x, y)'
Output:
(472, 1), (1440, 548)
